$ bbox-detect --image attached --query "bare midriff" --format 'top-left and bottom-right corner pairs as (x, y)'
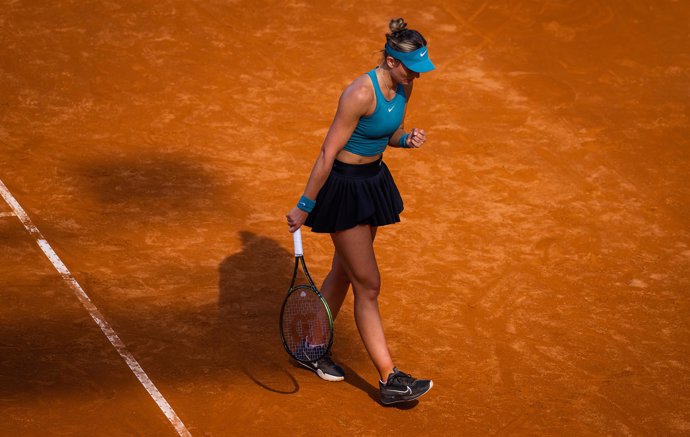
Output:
(335, 149), (382, 164)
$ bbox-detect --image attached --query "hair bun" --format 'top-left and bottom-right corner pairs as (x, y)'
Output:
(389, 18), (407, 35)
(383, 17), (427, 54)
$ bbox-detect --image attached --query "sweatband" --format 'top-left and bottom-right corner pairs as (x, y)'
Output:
(297, 195), (315, 213)
(399, 133), (410, 148)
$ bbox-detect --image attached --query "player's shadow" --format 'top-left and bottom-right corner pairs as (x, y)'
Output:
(217, 231), (299, 394)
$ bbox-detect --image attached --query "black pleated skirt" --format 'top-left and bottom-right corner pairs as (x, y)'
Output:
(305, 158), (404, 233)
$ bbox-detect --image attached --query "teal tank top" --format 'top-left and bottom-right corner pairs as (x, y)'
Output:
(343, 68), (407, 157)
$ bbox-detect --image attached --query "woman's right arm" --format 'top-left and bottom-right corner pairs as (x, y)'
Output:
(286, 80), (373, 232)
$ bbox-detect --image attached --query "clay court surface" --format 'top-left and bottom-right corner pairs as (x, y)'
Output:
(1, 0), (689, 435)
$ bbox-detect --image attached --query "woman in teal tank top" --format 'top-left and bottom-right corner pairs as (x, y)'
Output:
(285, 18), (436, 405)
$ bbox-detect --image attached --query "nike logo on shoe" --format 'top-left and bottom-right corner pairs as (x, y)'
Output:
(388, 386), (412, 394)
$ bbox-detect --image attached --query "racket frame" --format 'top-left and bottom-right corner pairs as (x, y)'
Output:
(279, 229), (334, 363)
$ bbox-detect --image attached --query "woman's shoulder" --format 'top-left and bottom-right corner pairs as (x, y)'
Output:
(343, 72), (375, 100)
(338, 72), (376, 111)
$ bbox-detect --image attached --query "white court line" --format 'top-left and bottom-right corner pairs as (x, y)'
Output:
(0, 211), (16, 217)
(0, 179), (192, 437)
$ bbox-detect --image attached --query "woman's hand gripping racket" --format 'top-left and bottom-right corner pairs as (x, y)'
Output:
(279, 228), (334, 363)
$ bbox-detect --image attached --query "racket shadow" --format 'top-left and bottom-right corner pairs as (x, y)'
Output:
(241, 360), (299, 395)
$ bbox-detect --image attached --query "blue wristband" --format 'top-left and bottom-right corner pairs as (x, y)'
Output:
(297, 195), (315, 213)
(399, 133), (410, 148)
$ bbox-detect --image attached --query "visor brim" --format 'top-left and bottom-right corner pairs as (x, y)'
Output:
(402, 58), (436, 73)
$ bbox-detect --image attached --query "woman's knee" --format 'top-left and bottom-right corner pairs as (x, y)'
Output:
(352, 275), (381, 301)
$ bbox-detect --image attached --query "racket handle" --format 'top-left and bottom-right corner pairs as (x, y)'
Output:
(293, 228), (304, 257)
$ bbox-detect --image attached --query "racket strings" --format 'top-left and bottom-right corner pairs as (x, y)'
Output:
(281, 287), (331, 362)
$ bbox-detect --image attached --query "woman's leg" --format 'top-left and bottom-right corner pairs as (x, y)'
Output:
(320, 227), (377, 320)
(331, 224), (394, 380)
(319, 251), (350, 321)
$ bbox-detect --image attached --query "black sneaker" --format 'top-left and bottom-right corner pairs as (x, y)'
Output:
(379, 367), (433, 405)
(297, 352), (345, 382)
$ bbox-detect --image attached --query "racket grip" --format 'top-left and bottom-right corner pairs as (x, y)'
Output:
(293, 228), (304, 257)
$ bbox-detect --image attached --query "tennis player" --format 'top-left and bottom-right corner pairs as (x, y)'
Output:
(285, 18), (434, 405)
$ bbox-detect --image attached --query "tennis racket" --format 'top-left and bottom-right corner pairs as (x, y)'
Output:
(279, 228), (334, 363)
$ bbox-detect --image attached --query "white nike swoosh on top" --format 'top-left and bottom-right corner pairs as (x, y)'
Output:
(420, 49), (427, 57)
(387, 106), (395, 112)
